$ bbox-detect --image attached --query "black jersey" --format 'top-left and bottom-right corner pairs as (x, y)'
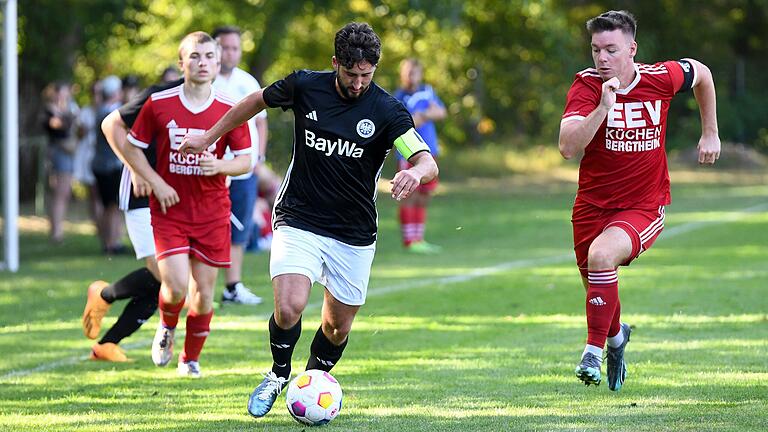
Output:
(263, 70), (415, 246)
(117, 78), (184, 210)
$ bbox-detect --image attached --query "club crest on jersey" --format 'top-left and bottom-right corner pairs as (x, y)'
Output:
(356, 119), (375, 138)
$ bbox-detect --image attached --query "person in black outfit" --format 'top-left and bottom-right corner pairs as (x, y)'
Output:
(180, 22), (438, 419)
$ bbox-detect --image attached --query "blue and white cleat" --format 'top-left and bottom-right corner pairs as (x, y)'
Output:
(575, 352), (602, 386)
(247, 371), (289, 418)
(607, 322), (632, 391)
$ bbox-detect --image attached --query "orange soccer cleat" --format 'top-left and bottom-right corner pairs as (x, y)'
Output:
(82, 280), (111, 339)
(90, 342), (129, 362)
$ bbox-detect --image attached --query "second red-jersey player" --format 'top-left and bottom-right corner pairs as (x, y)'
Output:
(128, 83), (251, 265)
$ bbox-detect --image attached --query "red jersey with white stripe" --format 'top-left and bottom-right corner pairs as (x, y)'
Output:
(562, 61), (694, 209)
(128, 84), (251, 223)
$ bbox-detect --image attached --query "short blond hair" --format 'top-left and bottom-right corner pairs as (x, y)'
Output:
(178, 31), (217, 60)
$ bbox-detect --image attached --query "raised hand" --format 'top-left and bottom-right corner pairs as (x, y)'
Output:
(179, 132), (211, 156)
(600, 77), (620, 109)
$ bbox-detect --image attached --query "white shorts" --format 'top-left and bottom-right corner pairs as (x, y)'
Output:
(270, 226), (376, 306)
(124, 207), (155, 260)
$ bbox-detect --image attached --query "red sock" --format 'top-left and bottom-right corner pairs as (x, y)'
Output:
(158, 292), (185, 329)
(585, 269), (619, 348)
(399, 206), (417, 246)
(413, 206), (426, 242)
(260, 209), (273, 237)
(181, 309), (213, 363)
(608, 299), (622, 338)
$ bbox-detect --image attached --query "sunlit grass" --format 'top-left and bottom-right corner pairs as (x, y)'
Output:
(1, 178), (767, 431)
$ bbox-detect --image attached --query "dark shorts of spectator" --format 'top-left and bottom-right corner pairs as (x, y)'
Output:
(94, 168), (124, 207)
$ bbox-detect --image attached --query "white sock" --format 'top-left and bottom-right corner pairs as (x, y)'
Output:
(583, 344), (603, 361)
(607, 327), (625, 348)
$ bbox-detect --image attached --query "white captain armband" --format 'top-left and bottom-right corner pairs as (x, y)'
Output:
(393, 127), (430, 160)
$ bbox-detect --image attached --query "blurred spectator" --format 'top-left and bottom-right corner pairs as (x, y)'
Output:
(92, 75), (127, 254)
(121, 74), (141, 103)
(212, 25), (268, 304)
(246, 164), (282, 252)
(74, 81), (105, 232)
(393, 58), (446, 254)
(43, 81), (80, 243)
(160, 66), (180, 83)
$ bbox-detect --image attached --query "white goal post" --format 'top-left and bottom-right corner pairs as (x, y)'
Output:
(1, 0), (19, 272)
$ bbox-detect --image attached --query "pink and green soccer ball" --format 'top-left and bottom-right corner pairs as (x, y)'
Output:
(285, 369), (343, 426)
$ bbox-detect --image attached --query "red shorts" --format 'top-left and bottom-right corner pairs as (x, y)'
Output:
(572, 196), (665, 276)
(152, 217), (232, 268)
(397, 158), (439, 193)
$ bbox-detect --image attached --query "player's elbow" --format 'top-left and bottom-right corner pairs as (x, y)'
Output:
(559, 140), (576, 160)
(697, 63), (713, 88)
(558, 121), (583, 160)
(688, 58), (713, 88)
(122, 143), (140, 159)
(101, 111), (115, 136)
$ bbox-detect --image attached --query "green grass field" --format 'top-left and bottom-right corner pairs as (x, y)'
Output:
(1, 171), (767, 431)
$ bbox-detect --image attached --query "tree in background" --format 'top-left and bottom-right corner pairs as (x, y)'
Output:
(17, 0), (768, 169)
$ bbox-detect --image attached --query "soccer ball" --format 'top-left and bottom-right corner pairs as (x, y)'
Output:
(285, 369), (343, 426)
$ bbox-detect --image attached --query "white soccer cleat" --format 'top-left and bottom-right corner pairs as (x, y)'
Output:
(222, 282), (262, 305)
(177, 360), (202, 378)
(151, 324), (175, 367)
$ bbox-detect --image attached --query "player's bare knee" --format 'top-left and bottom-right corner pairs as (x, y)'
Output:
(322, 321), (351, 345)
(274, 304), (302, 328)
(161, 280), (186, 303)
(587, 245), (619, 270)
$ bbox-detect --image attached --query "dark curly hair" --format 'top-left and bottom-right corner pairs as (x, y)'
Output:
(334, 22), (381, 69)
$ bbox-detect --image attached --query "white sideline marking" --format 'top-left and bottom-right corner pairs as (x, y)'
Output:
(3, 202), (767, 380)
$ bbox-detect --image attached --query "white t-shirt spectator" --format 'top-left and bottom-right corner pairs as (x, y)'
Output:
(213, 67), (266, 180)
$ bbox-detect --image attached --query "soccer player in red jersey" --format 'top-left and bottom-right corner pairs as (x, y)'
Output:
(121, 31), (252, 378)
(558, 11), (720, 391)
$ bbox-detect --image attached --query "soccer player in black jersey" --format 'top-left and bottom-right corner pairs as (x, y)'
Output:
(180, 22), (438, 418)
(82, 77), (183, 362)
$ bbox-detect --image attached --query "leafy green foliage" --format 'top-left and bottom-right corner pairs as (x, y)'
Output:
(16, 1), (768, 152)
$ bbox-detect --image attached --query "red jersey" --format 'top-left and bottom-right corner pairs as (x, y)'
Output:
(127, 84), (251, 223)
(562, 61), (695, 209)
